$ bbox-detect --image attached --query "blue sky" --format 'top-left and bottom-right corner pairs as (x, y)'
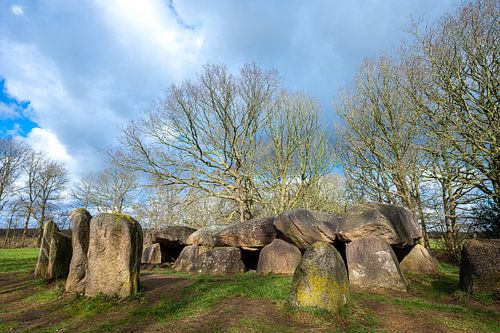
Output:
(0, 79), (37, 136)
(0, 0), (458, 178)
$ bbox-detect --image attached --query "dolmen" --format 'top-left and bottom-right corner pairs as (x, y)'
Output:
(34, 201), (433, 307)
(170, 202), (428, 313)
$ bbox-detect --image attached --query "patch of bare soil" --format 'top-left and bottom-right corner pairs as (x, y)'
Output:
(143, 297), (319, 333)
(0, 272), (37, 306)
(140, 273), (194, 300)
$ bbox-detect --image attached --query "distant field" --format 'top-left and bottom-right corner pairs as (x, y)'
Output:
(0, 248), (38, 273)
(0, 248), (498, 332)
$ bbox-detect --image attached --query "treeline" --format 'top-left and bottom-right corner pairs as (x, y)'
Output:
(335, 0), (499, 259)
(1, 0), (497, 258)
(0, 138), (69, 247)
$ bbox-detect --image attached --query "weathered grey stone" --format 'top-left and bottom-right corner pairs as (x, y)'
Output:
(65, 208), (92, 293)
(460, 239), (500, 299)
(35, 220), (72, 280)
(35, 220), (55, 279)
(173, 244), (209, 272)
(186, 225), (227, 247)
(141, 243), (162, 265)
(257, 239), (302, 275)
(337, 203), (422, 247)
(217, 217), (276, 250)
(85, 213), (143, 297)
(152, 225), (197, 262)
(274, 209), (338, 250)
(345, 237), (407, 292)
(290, 242), (350, 313)
(400, 244), (439, 274)
(189, 247), (245, 275)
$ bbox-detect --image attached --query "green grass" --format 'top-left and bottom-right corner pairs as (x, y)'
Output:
(0, 249), (499, 332)
(131, 272), (291, 322)
(0, 248), (39, 273)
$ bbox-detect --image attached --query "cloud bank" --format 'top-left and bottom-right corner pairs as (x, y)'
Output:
(0, 0), (457, 178)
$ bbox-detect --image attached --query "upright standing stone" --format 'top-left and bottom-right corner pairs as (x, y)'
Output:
(85, 213), (143, 297)
(35, 220), (72, 280)
(141, 243), (162, 266)
(400, 244), (439, 274)
(257, 239), (302, 275)
(290, 242), (350, 313)
(35, 220), (56, 278)
(345, 237), (407, 292)
(65, 209), (92, 293)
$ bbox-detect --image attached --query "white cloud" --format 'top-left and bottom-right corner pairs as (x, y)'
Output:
(25, 128), (73, 166)
(10, 5), (24, 16)
(0, 0), (458, 181)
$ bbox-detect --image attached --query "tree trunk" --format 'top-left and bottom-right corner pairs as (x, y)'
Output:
(36, 204), (46, 247)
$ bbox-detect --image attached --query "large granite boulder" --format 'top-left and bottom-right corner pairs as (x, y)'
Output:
(400, 244), (439, 274)
(173, 244), (209, 272)
(152, 225), (197, 262)
(85, 213), (143, 297)
(257, 239), (302, 275)
(189, 247), (245, 275)
(460, 239), (500, 299)
(217, 217), (276, 250)
(186, 225), (227, 247)
(345, 237), (407, 292)
(274, 209), (337, 250)
(35, 220), (72, 280)
(65, 209), (92, 293)
(290, 242), (350, 313)
(141, 243), (162, 266)
(337, 203), (421, 247)
(174, 245), (245, 275)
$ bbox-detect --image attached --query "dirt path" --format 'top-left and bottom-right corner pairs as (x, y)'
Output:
(1, 271), (497, 332)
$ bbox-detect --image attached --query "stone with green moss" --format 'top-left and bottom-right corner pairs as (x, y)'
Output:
(85, 213), (143, 298)
(290, 242), (350, 313)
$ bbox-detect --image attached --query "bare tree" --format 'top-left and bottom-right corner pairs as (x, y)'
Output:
(0, 138), (27, 213)
(20, 150), (44, 245)
(412, 0), (500, 206)
(335, 56), (430, 245)
(71, 175), (93, 210)
(115, 63), (279, 222)
(258, 92), (333, 214)
(33, 161), (69, 246)
(73, 167), (138, 213)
